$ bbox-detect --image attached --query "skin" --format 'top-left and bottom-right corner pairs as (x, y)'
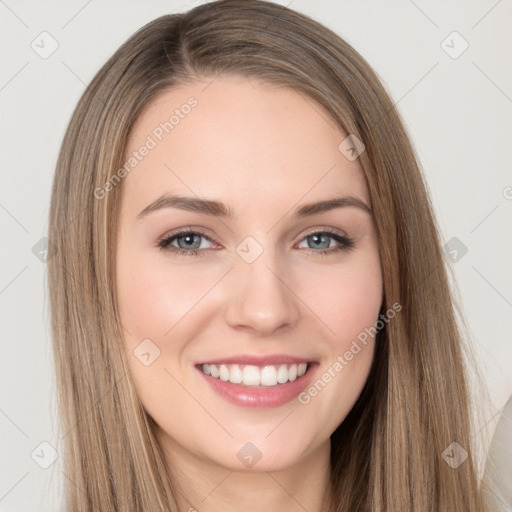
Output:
(116, 75), (383, 512)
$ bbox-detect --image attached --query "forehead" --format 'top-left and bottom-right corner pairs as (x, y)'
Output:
(121, 75), (368, 217)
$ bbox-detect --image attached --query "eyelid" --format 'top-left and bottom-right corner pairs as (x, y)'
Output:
(158, 226), (219, 243)
(298, 225), (349, 240)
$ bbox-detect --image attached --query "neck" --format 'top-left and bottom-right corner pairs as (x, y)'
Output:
(159, 433), (333, 512)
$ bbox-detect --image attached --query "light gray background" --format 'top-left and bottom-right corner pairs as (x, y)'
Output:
(1, 1), (511, 510)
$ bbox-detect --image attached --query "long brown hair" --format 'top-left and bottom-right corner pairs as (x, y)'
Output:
(48, 1), (487, 510)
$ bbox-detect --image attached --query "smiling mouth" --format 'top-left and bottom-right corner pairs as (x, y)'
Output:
(198, 362), (310, 388)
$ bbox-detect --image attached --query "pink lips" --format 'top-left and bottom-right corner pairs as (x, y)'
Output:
(195, 354), (318, 409)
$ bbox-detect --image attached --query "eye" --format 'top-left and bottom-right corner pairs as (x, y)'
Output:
(296, 230), (354, 256)
(157, 228), (354, 257)
(157, 228), (215, 257)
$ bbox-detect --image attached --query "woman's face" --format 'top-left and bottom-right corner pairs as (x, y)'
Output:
(116, 75), (382, 472)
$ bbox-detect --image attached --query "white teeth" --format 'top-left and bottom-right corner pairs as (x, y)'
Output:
(219, 364), (230, 381)
(243, 365), (260, 386)
(229, 364), (243, 384)
(260, 365), (277, 386)
(277, 364), (288, 383)
(201, 363), (309, 387)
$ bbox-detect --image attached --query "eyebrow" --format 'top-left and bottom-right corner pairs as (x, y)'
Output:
(137, 194), (372, 220)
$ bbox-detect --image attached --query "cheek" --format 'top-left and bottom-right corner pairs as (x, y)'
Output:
(331, 272), (381, 345)
(292, 254), (382, 427)
(300, 254), (383, 349)
(116, 251), (218, 344)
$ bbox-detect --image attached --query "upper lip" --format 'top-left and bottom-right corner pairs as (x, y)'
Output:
(195, 354), (316, 366)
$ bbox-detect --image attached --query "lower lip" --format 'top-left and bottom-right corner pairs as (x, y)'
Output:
(196, 364), (318, 409)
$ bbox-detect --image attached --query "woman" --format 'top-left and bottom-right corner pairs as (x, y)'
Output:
(48, 1), (487, 510)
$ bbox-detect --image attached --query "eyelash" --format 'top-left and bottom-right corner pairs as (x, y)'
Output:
(156, 228), (355, 258)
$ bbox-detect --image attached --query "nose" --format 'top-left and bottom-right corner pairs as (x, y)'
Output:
(224, 250), (300, 336)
